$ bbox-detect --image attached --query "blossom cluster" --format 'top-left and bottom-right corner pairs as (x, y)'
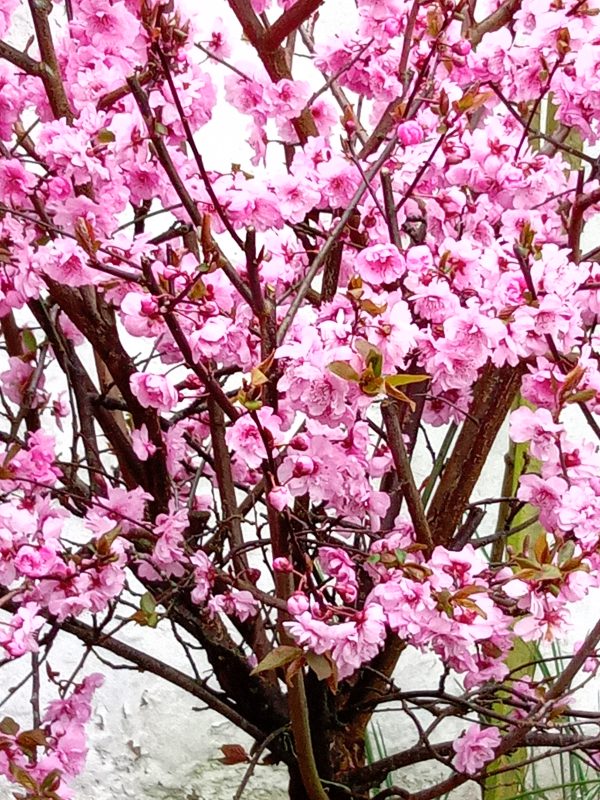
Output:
(1, 0), (600, 794)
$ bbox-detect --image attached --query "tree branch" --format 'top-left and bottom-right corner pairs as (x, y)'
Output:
(58, 615), (267, 742)
(266, 0), (324, 51)
(0, 40), (42, 75)
(27, 0), (73, 121)
(225, 0), (317, 143)
(381, 401), (433, 553)
(126, 73), (254, 306)
(470, 0), (522, 47)
(426, 363), (524, 547)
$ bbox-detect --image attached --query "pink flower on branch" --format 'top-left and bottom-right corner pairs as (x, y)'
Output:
(452, 724), (502, 775)
(130, 372), (178, 412)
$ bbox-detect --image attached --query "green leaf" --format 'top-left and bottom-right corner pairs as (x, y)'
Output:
(355, 339), (383, 377)
(96, 128), (115, 144)
(140, 592), (156, 615)
(17, 728), (47, 750)
(384, 373), (428, 387)
(305, 652), (333, 682)
(565, 388), (597, 404)
(327, 361), (360, 382)
(22, 330), (36, 353)
(557, 540), (575, 567)
(9, 764), (38, 792)
(360, 299), (387, 316)
(239, 398), (263, 411)
(384, 382), (415, 410)
(251, 645), (303, 675)
(40, 770), (62, 793)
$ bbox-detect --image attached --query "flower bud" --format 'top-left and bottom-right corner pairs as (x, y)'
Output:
(397, 120), (424, 146)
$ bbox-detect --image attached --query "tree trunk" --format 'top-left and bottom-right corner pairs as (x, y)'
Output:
(286, 674), (369, 800)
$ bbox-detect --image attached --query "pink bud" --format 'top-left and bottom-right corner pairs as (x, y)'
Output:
(268, 485), (292, 511)
(273, 557), (293, 573)
(452, 39), (471, 56)
(397, 120), (425, 146)
(290, 434), (309, 451)
(293, 456), (315, 478)
(288, 592), (310, 615)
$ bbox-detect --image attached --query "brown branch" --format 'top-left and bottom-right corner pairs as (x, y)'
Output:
(126, 73), (253, 306)
(153, 295), (239, 422)
(0, 313), (41, 433)
(470, 0), (522, 47)
(380, 168), (401, 249)
(225, 0), (317, 143)
(35, 285), (172, 511)
(299, 26), (368, 144)
(27, 0), (73, 121)
(490, 85), (595, 168)
(319, 239), (343, 304)
(266, 0), (324, 50)
(398, 0), (420, 87)
(0, 204), (144, 281)
(381, 400), (433, 553)
(286, 668), (329, 800)
(358, 3), (453, 160)
(96, 68), (153, 111)
(153, 45), (245, 252)
(0, 40), (42, 75)
(569, 187), (600, 263)
(426, 363), (525, 546)
(58, 615), (267, 742)
(347, 730), (600, 791)
(29, 298), (147, 496)
(277, 135), (398, 342)
(206, 397), (274, 671)
(227, 0), (267, 47)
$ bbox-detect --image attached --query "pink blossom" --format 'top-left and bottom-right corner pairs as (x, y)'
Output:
(76, 0), (141, 48)
(268, 485), (293, 511)
(265, 79), (310, 121)
(0, 356), (40, 406)
(39, 239), (96, 288)
(397, 120), (425, 146)
(509, 406), (563, 461)
(225, 408), (284, 469)
(0, 158), (37, 205)
(319, 547), (359, 603)
(284, 611), (337, 655)
(356, 244), (406, 284)
(209, 590), (258, 622)
(151, 508), (188, 577)
(452, 724), (502, 775)
(190, 551), (215, 604)
(120, 292), (164, 338)
(273, 556), (294, 572)
(330, 604), (387, 679)
(0, 603), (44, 657)
(130, 372), (178, 412)
(131, 424), (158, 461)
(14, 545), (58, 578)
(10, 430), (60, 488)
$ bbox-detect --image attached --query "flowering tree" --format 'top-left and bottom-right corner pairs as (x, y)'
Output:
(2, 0), (600, 798)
